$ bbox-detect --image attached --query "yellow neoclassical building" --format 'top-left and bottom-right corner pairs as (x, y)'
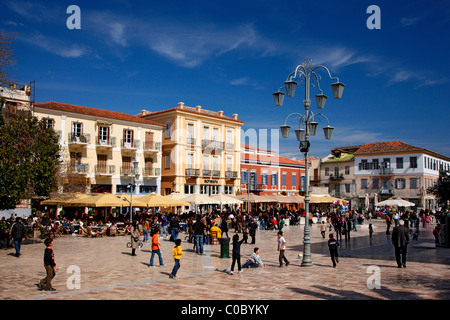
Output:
(33, 101), (164, 196)
(137, 102), (244, 196)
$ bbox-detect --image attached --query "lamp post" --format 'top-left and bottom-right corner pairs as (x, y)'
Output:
(273, 58), (345, 267)
(129, 156), (140, 224)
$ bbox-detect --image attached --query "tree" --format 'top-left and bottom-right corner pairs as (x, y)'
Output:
(427, 170), (450, 211)
(0, 113), (61, 209)
(0, 30), (18, 86)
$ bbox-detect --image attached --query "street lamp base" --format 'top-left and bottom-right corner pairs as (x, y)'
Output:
(301, 260), (313, 267)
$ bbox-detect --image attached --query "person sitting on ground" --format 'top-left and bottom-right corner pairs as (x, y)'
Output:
(243, 247), (266, 268)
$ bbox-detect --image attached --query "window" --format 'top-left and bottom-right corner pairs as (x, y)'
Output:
(373, 159), (380, 169)
(44, 118), (55, 129)
(361, 179), (368, 189)
(226, 129), (233, 149)
(345, 166), (350, 175)
(187, 123), (194, 144)
(345, 184), (350, 193)
(261, 172), (268, 185)
(334, 167), (340, 177)
(292, 173), (296, 188)
(165, 121), (172, 139)
(186, 152), (194, 169)
(410, 178), (418, 189)
(271, 173), (277, 186)
(72, 122), (82, 137)
(383, 158), (390, 168)
(372, 178), (379, 189)
(395, 178), (406, 189)
(164, 152), (171, 169)
(324, 167), (330, 176)
(99, 126), (109, 143)
(282, 173), (287, 187)
(241, 171), (248, 184)
(203, 155), (209, 170)
(410, 157), (418, 168)
(396, 157), (404, 169)
(224, 186), (233, 195)
(226, 156), (233, 171)
(361, 160), (368, 170)
(123, 129), (133, 146)
(185, 184), (194, 195)
(203, 126), (209, 141)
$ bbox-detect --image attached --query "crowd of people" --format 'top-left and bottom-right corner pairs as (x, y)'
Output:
(2, 204), (449, 290)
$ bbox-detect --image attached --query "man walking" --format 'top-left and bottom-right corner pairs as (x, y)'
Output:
(11, 217), (26, 257)
(392, 219), (409, 268)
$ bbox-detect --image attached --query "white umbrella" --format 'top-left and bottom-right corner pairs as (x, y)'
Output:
(375, 198), (399, 207)
(395, 198), (416, 207)
(209, 193), (243, 205)
(181, 193), (219, 214)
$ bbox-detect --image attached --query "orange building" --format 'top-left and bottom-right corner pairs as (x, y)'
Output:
(137, 102), (244, 196)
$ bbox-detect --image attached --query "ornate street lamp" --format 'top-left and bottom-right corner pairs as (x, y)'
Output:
(274, 58), (344, 267)
(129, 155), (140, 224)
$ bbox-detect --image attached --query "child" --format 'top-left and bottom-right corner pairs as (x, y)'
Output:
(243, 247), (266, 268)
(230, 234), (245, 275)
(149, 227), (165, 267)
(320, 221), (327, 238)
(413, 227), (420, 241)
(369, 223), (373, 239)
(328, 233), (340, 268)
(169, 239), (183, 279)
(39, 238), (58, 291)
(277, 231), (290, 267)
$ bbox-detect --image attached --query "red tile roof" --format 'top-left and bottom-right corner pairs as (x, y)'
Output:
(354, 141), (424, 155)
(34, 101), (165, 127)
(354, 141), (450, 161)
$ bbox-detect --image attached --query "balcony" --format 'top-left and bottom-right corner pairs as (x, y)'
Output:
(142, 168), (161, 178)
(68, 132), (90, 145)
(143, 141), (161, 153)
(186, 137), (196, 146)
(95, 136), (116, 149)
(225, 171), (238, 179)
(185, 168), (200, 177)
(329, 174), (344, 181)
(379, 167), (394, 175)
(120, 139), (140, 151)
(212, 170), (220, 178)
(120, 166), (132, 176)
(95, 165), (115, 176)
(67, 163), (89, 175)
(202, 139), (224, 150)
(202, 169), (211, 177)
(226, 142), (234, 150)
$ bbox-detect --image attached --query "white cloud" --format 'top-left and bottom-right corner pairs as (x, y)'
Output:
(23, 32), (90, 58)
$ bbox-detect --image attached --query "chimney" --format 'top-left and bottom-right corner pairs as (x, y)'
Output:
(196, 105), (202, 112)
(178, 102), (184, 109)
(218, 110), (223, 117)
(233, 113), (238, 120)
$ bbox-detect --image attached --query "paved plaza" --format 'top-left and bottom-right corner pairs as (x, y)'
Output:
(1, 219), (449, 301)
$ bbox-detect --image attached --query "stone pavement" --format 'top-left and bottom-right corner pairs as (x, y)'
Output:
(1, 219), (449, 301)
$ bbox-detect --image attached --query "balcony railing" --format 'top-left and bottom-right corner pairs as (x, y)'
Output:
(202, 169), (211, 177)
(186, 137), (196, 145)
(120, 139), (140, 149)
(68, 132), (91, 144)
(225, 171), (238, 179)
(67, 163), (89, 174)
(202, 139), (224, 150)
(143, 141), (161, 151)
(142, 168), (161, 177)
(95, 165), (115, 175)
(185, 168), (200, 177)
(212, 170), (220, 177)
(95, 136), (116, 148)
(120, 166), (132, 176)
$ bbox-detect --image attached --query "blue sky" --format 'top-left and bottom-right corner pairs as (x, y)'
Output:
(2, 0), (450, 159)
